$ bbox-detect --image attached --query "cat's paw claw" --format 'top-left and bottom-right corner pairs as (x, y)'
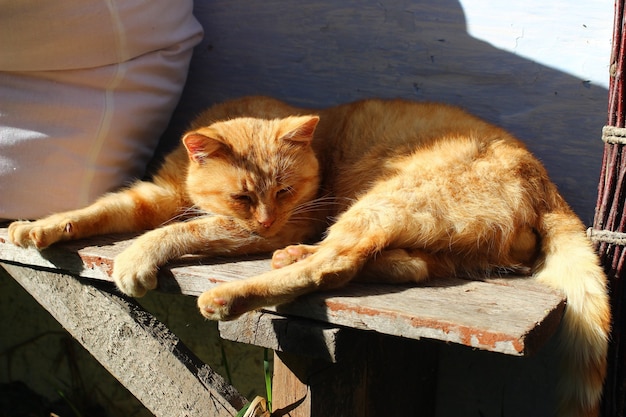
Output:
(197, 287), (247, 321)
(271, 244), (317, 269)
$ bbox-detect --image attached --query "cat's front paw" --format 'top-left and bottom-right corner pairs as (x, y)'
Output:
(8, 219), (73, 249)
(197, 283), (251, 321)
(113, 249), (158, 297)
(271, 244), (318, 269)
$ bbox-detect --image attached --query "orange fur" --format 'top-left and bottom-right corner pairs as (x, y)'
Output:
(8, 96), (610, 416)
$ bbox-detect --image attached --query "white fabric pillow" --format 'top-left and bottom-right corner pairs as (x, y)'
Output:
(0, 0), (203, 220)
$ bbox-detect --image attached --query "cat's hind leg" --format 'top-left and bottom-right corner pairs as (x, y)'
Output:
(198, 191), (440, 320)
(273, 245), (448, 284)
(358, 249), (456, 284)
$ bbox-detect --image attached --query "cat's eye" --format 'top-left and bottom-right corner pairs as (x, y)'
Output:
(276, 187), (293, 198)
(232, 193), (253, 204)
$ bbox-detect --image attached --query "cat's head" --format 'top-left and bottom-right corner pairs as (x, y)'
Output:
(182, 115), (320, 237)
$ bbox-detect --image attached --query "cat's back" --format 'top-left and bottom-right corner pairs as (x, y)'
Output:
(313, 98), (524, 177)
(316, 98), (532, 201)
(320, 99), (514, 150)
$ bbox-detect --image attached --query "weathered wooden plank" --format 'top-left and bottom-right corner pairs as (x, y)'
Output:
(0, 229), (271, 287)
(1, 262), (245, 417)
(275, 278), (564, 356)
(0, 228), (565, 355)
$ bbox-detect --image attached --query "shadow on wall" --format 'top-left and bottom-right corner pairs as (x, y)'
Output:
(157, 0), (608, 222)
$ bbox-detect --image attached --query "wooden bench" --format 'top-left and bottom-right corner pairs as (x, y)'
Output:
(0, 226), (566, 416)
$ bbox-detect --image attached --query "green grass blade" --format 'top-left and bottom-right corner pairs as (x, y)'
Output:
(264, 349), (272, 412)
(235, 402), (251, 417)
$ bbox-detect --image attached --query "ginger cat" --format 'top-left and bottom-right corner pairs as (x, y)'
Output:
(9, 96), (609, 416)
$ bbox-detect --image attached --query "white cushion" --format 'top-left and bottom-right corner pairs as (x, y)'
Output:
(0, 0), (203, 219)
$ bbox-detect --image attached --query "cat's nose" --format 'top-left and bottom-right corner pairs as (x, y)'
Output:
(259, 218), (275, 228)
(259, 219), (274, 229)
(256, 206), (275, 228)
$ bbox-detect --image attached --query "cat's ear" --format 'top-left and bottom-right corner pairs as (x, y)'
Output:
(278, 116), (320, 145)
(182, 129), (226, 164)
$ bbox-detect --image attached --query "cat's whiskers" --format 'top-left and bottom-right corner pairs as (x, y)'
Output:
(284, 196), (351, 227)
(286, 216), (327, 225)
(291, 196), (352, 216)
(164, 205), (212, 225)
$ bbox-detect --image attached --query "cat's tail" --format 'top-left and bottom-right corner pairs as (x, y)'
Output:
(534, 207), (610, 417)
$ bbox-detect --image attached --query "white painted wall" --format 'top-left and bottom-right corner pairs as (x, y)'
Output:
(462, 1), (612, 88)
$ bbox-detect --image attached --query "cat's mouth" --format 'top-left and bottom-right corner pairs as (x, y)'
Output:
(254, 224), (280, 238)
